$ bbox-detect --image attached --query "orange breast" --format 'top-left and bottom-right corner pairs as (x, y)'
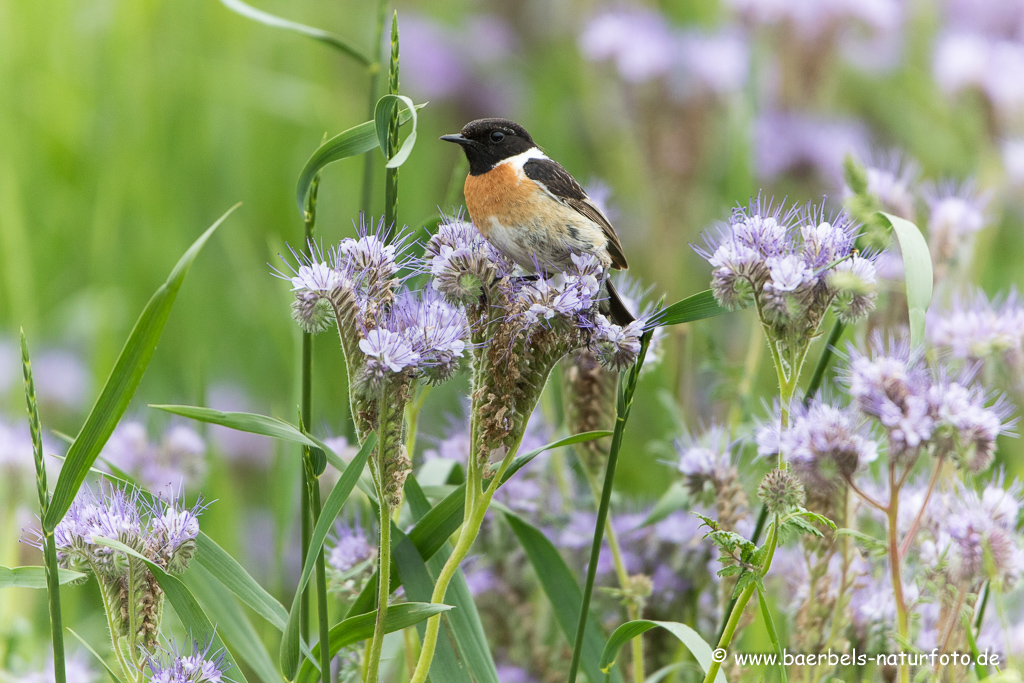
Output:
(464, 163), (537, 236)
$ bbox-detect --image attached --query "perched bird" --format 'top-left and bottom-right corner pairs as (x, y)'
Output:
(440, 118), (635, 325)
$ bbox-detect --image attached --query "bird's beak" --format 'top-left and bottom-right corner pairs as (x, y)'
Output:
(440, 134), (470, 145)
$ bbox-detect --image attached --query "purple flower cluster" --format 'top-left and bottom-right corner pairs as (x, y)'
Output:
(845, 335), (1015, 470)
(930, 289), (1024, 368)
(925, 181), (992, 267)
(754, 111), (870, 184)
(579, 9), (749, 98)
(698, 198), (876, 346)
(147, 641), (226, 683)
(675, 425), (736, 496)
(32, 485), (204, 578)
(757, 401), (878, 491)
(726, 0), (901, 41)
(101, 421), (207, 494)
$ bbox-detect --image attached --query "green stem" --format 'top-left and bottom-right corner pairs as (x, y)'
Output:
(383, 13), (399, 232)
(360, 0), (387, 215)
(299, 172), (319, 646)
(804, 320), (845, 407)
(887, 463), (910, 683)
(309, 473), (332, 683)
(366, 397), (394, 683)
(568, 333), (653, 683)
(21, 331), (66, 683)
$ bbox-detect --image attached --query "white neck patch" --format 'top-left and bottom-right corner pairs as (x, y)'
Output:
(499, 147), (548, 172)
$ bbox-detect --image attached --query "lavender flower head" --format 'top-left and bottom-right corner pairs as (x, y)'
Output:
(757, 400), (878, 491)
(424, 213), (512, 305)
(844, 151), (919, 219)
(147, 641), (226, 683)
(924, 181), (991, 269)
(698, 198), (876, 365)
(100, 421), (207, 494)
(675, 425), (736, 496)
(929, 289), (1024, 365)
(927, 367), (1016, 473)
(943, 484), (1024, 588)
(326, 521), (376, 598)
(578, 9), (677, 83)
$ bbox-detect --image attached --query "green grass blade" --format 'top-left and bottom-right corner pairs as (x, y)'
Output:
(756, 587), (788, 683)
(152, 405), (319, 449)
(345, 431), (612, 617)
(194, 533), (288, 631)
(295, 603), (452, 683)
(599, 620), (725, 683)
(66, 629), (127, 683)
(280, 432), (376, 679)
(91, 537), (247, 682)
(504, 512), (623, 683)
(646, 290), (734, 329)
(184, 563), (281, 683)
(374, 94), (419, 169)
(294, 106), (422, 213)
(638, 482), (690, 528)
(43, 205), (238, 532)
(879, 212), (933, 348)
(218, 0), (372, 65)
(0, 566), (86, 589)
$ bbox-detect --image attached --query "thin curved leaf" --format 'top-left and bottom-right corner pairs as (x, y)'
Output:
(646, 290), (733, 329)
(0, 566), (85, 589)
(91, 537), (246, 682)
(345, 431), (612, 618)
(295, 106), (423, 213)
(295, 603), (451, 683)
(184, 563), (280, 683)
(879, 212), (933, 347)
(280, 433), (376, 679)
(374, 94), (419, 169)
(151, 405), (318, 449)
(43, 205), (237, 532)
(66, 629), (126, 683)
(219, 0), (371, 65)
(194, 534), (288, 631)
(757, 587), (788, 683)
(504, 512), (623, 683)
(600, 620), (726, 683)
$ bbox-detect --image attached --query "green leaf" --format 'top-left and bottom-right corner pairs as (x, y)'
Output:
(374, 94), (419, 169)
(90, 537), (246, 682)
(193, 533), (288, 631)
(0, 566), (86, 589)
(879, 213), (933, 348)
(295, 106), (422, 213)
(43, 205), (237, 532)
(756, 587), (788, 683)
(295, 603), (452, 683)
(599, 620), (726, 683)
(646, 290), (734, 329)
(280, 433), (376, 679)
(65, 628), (126, 683)
(834, 528), (888, 556)
(184, 563), (280, 683)
(504, 512), (623, 683)
(218, 0), (372, 65)
(152, 405), (319, 450)
(345, 431), (612, 618)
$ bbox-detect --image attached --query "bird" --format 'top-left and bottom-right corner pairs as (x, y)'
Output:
(440, 117), (635, 326)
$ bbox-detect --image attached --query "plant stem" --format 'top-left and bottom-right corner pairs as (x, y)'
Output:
(898, 456), (943, 559)
(383, 13), (399, 231)
(804, 320), (844, 407)
(360, 0), (388, 215)
(21, 330), (65, 683)
(886, 462), (910, 683)
(568, 332), (652, 683)
(309, 472), (332, 683)
(299, 172), (319, 647)
(366, 397), (394, 683)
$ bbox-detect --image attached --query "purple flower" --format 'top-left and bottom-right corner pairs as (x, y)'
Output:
(593, 317), (644, 370)
(670, 29), (750, 100)
(928, 367), (1016, 472)
(945, 485), (1024, 586)
(675, 425), (735, 494)
(579, 9), (677, 83)
(753, 111), (870, 183)
(424, 213), (511, 304)
(759, 400), (878, 490)
(857, 151), (919, 219)
(100, 421), (207, 494)
(206, 384), (274, 467)
(326, 522), (375, 574)
(359, 328), (419, 373)
(391, 286), (470, 383)
(147, 640), (226, 683)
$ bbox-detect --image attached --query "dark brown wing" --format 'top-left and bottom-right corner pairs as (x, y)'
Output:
(523, 158), (628, 270)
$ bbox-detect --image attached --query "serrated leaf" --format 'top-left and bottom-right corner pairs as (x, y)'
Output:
(280, 433), (376, 679)
(879, 213), (933, 348)
(505, 512), (623, 683)
(43, 205), (237, 532)
(646, 290), (734, 329)
(599, 620), (726, 683)
(374, 94), (419, 169)
(295, 106), (423, 213)
(0, 566), (86, 589)
(219, 0), (372, 65)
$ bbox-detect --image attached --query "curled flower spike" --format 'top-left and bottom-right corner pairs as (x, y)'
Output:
(390, 285), (471, 384)
(147, 640), (226, 683)
(423, 212), (513, 305)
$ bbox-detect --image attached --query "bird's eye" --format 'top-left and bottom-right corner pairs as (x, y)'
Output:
(489, 130), (505, 143)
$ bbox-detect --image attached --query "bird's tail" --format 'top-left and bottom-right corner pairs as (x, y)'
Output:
(602, 278), (635, 327)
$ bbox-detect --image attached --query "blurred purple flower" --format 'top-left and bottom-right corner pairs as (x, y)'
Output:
(924, 181), (992, 266)
(754, 111), (870, 184)
(327, 522), (375, 574)
(579, 9), (678, 83)
(206, 383), (273, 467)
(33, 348), (92, 412)
(671, 30), (749, 99)
(929, 289), (1024, 362)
